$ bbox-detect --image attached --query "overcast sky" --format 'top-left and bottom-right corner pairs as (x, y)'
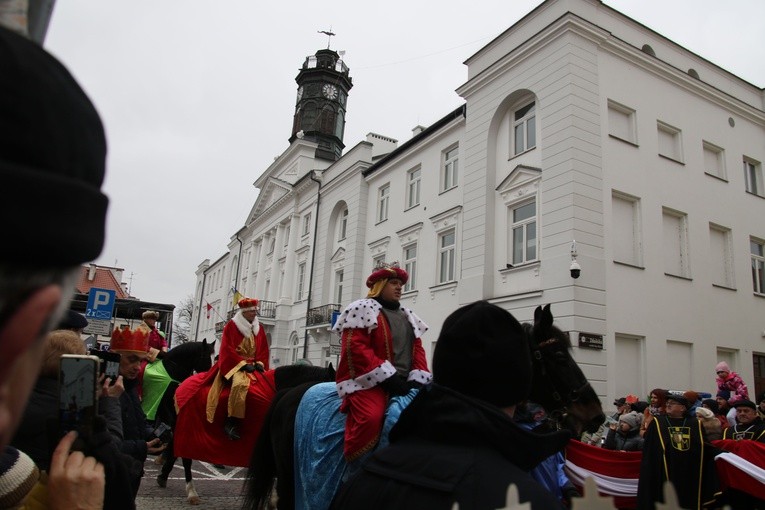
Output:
(44, 1), (765, 310)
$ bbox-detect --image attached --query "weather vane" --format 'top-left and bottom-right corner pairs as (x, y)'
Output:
(318, 28), (335, 49)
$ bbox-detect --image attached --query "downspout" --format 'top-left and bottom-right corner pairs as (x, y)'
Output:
(233, 232), (243, 311)
(303, 171), (322, 359)
(194, 270), (208, 341)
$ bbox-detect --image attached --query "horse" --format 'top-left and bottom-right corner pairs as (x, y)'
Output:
(243, 304), (605, 510)
(141, 339), (215, 504)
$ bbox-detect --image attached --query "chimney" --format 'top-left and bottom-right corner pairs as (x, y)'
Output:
(411, 125), (426, 137)
(88, 263), (97, 281)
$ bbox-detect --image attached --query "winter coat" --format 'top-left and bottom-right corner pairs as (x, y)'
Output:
(603, 427), (644, 451)
(118, 377), (152, 462)
(716, 371), (749, 404)
(330, 384), (570, 510)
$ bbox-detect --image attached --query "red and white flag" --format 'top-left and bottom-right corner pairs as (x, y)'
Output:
(205, 302), (213, 319)
(565, 440), (641, 509)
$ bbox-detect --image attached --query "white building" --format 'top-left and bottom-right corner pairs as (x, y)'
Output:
(192, 0), (765, 405)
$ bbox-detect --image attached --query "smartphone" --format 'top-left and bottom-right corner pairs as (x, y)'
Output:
(89, 349), (121, 384)
(59, 354), (99, 438)
(151, 422), (173, 443)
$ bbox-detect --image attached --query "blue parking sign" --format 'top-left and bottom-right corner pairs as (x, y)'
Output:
(86, 288), (116, 319)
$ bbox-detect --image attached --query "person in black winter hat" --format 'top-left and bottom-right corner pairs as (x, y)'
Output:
(0, 25), (109, 509)
(331, 301), (571, 510)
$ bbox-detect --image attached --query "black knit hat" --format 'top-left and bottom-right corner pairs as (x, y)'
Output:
(732, 399), (756, 410)
(433, 301), (531, 408)
(0, 27), (108, 268)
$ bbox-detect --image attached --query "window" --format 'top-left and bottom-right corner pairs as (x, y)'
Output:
(510, 200), (537, 265)
(406, 167), (421, 209)
(662, 208), (690, 278)
(438, 230), (456, 283)
(302, 213), (311, 236)
(377, 184), (389, 222)
(267, 237), (276, 254)
(607, 100), (637, 144)
(513, 102), (536, 155)
(338, 208), (348, 241)
(703, 141), (726, 180)
(403, 244), (417, 292)
(744, 157), (763, 196)
(372, 254), (386, 269)
(335, 269), (344, 304)
(657, 121), (683, 162)
(752, 238), (765, 295)
(612, 192), (643, 266)
(296, 263), (306, 300)
(283, 226), (290, 246)
(709, 224), (734, 288)
(442, 146), (458, 192)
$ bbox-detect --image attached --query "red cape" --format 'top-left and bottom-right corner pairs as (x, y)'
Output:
(173, 362), (276, 467)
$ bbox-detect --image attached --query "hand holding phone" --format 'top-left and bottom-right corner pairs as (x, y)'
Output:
(89, 349), (121, 385)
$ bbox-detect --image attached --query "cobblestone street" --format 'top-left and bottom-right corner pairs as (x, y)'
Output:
(136, 457), (249, 510)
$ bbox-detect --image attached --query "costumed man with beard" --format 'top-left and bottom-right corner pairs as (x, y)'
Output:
(637, 394), (716, 510)
(332, 263), (431, 467)
(206, 297), (270, 440)
(331, 301), (571, 510)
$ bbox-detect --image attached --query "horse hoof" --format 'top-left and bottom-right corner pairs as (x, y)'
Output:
(157, 474), (167, 488)
(186, 481), (200, 505)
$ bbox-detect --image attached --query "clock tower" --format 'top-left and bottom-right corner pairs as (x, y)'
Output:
(290, 48), (353, 161)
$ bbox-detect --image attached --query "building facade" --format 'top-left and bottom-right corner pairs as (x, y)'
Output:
(192, 0), (765, 405)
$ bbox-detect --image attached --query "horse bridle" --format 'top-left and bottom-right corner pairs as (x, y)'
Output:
(529, 336), (592, 427)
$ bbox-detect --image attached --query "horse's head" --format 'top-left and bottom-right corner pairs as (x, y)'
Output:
(525, 305), (604, 435)
(273, 362), (336, 391)
(164, 339), (215, 381)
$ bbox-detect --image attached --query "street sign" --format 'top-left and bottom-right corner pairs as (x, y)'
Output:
(330, 344), (341, 355)
(83, 318), (113, 336)
(85, 288), (116, 319)
(578, 333), (604, 350)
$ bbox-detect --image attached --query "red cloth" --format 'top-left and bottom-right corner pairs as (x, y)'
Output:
(565, 440), (642, 509)
(712, 439), (765, 499)
(148, 329), (167, 351)
(341, 386), (387, 461)
(173, 363), (276, 467)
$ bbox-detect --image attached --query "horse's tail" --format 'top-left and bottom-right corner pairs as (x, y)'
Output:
(243, 387), (286, 510)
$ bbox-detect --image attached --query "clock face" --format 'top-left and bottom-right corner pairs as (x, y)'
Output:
(322, 83), (339, 100)
(296, 86), (303, 102)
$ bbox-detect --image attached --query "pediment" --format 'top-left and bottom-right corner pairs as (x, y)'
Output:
(330, 247), (346, 263)
(496, 165), (542, 195)
(246, 178), (292, 224)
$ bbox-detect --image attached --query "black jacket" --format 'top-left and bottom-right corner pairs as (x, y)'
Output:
(603, 427), (644, 451)
(119, 377), (151, 462)
(331, 384), (570, 510)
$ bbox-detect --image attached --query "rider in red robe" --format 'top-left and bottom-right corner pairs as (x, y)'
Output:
(206, 297), (270, 440)
(332, 263), (431, 463)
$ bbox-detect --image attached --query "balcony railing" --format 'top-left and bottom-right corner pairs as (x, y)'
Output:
(306, 303), (340, 326)
(259, 300), (276, 318)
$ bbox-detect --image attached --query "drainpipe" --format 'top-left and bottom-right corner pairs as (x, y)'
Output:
(233, 232), (243, 311)
(194, 269), (208, 342)
(303, 171), (322, 359)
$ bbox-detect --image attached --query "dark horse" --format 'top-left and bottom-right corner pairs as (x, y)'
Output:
(244, 304), (604, 510)
(141, 339), (215, 504)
